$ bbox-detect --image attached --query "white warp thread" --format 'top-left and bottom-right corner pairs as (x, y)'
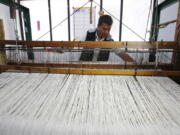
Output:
(0, 73), (180, 135)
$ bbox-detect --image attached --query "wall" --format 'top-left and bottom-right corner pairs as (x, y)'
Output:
(0, 1), (22, 40)
(0, 3), (16, 40)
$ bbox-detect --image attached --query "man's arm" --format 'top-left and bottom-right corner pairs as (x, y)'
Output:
(114, 49), (135, 63)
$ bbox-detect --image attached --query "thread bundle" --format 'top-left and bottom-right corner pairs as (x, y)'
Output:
(0, 72), (179, 135)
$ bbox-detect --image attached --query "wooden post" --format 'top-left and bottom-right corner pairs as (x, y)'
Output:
(175, 0), (180, 43)
(0, 19), (6, 66)
(171, 0), (180, 84)
(10, 0), (16, 19)
(174, 0), (180, 69)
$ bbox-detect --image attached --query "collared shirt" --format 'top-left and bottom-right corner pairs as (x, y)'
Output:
(93, 32), (105, 61)
(95, 32), (105, 41)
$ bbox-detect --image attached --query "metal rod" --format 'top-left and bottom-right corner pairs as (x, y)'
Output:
(1, 47), (179, 53)
(100, 0), (103, 11)
(17, 0), (24, 41)
(67, 0), (71, 41)
(150, 0), (158, 41)
(149, 0), (157, 62)
(119, 0), (123, 41)
(7, 62), (174, 70)
(48, 0), (53, 41)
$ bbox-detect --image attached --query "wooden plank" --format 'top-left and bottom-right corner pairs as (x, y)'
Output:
(175, 0), (180, 42)
(154, 19), (177, 28)
(136, 70), (180, 76)
(10, 7), (16, 19)
(0, 20), (5, 40)
(1, 65), (180, 76)
(7, 62), (173, 69)
(173, 0), (180, 69)
(0, 19), (6, 66)
(0, 40), (178, 49)
(117, 52), (135, 62)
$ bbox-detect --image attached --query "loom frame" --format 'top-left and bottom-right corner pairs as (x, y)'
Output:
(0, 40), (180, 76)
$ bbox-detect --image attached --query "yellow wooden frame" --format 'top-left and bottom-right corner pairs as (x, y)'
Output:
(0, 40), (179, 49)
(1, 65), (180, 76)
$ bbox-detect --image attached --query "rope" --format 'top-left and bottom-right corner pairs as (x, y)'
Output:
(13, 18), (22, 64)
(36, 1), (90, 41)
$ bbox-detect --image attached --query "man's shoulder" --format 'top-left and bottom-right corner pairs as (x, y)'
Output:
(87, 28), (96, 33)
(106, 34), (114, 41)
(80, 28), (96, 41)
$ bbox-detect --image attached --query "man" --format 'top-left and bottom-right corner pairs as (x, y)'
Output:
(79, 15), (113, 61)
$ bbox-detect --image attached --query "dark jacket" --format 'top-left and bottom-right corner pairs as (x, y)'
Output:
(79, 30), (113, 61)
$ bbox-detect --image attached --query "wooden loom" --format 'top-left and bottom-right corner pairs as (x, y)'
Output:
(0, 40), (180, 76)
(0, 40), (180, 135)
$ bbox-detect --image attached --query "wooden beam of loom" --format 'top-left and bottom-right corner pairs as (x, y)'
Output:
(117, 52), (135, 62)
(0, 40), (179, 49)
(173, 0), (180, 68)
(1, 65), (180, 76)
(7, 62), (173, 69)
(153, 19), (177, 28)
(0, 20), (6, 66)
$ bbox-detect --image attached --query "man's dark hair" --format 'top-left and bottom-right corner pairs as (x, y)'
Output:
(98, 15), (113, 26)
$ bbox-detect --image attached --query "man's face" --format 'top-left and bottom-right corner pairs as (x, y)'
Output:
(97, 23), (111, 39)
